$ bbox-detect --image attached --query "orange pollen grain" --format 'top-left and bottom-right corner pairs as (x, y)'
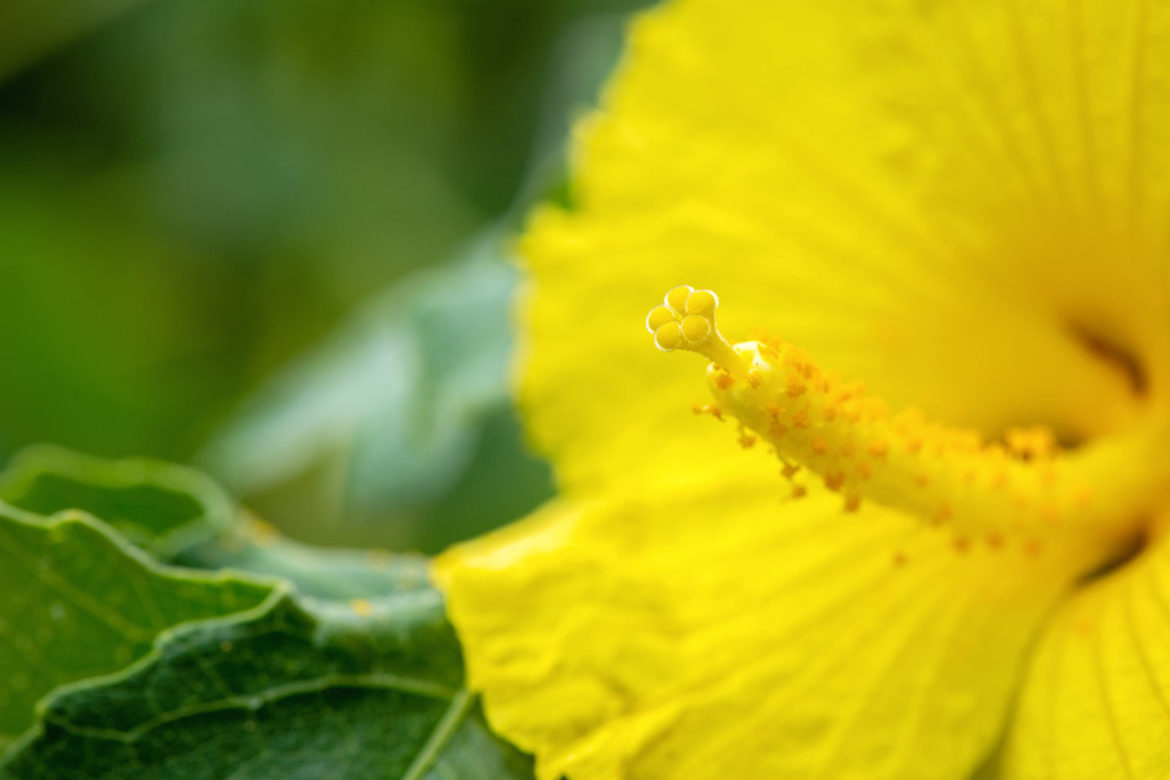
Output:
(824, 472), (846, 492)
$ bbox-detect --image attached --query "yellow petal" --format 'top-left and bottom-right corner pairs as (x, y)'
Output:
(521, 0), (1170, 493)
(435, 482), (1072, 780)
(1002, 524), (1170, 778)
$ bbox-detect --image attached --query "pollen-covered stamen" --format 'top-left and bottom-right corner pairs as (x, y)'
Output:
(647, 286), (1170, 562)
(646, 285), (748, 379)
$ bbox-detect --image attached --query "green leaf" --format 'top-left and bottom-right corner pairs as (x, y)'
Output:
(176, 520), (435, 602)
(0, 503), (272, 749)
(0, 445), (435, 601)
(3, 579), (533, 779)
(0, 450), (535, 777)
(199, 246), (553, 553)
(200, 251), (515, 506)
(0, 446), (234, 560)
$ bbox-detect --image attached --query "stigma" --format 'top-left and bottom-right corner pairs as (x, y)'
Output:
(647, 286), (1170, 561)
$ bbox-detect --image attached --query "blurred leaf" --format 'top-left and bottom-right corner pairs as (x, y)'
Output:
(0, 0), (483, 465)
(184, 5), (641, 553)
(0, 0), (649, 558)
(0, 179), (228, 461)
(4, 590), (533, 780)
(0, 0), (148, 81)
(99, 0), (481, 294)
(519, 10), (633, 198)
(202, 243), (511, 500)
(0, 504), (272, 749)
(200, 237), (554, 553)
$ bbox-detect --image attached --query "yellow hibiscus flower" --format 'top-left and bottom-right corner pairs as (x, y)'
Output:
(435, 1), (1170, 777)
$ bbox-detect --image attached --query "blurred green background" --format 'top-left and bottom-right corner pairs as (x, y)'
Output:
(0, 0), (649, 554)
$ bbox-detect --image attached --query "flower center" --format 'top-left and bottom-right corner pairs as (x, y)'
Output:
(647, 286), (1170, 573)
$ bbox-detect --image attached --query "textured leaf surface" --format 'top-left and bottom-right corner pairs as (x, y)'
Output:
(4, 586), (533, 779)
(0, 450), (535, 778)
(0, 504), (272, 749)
